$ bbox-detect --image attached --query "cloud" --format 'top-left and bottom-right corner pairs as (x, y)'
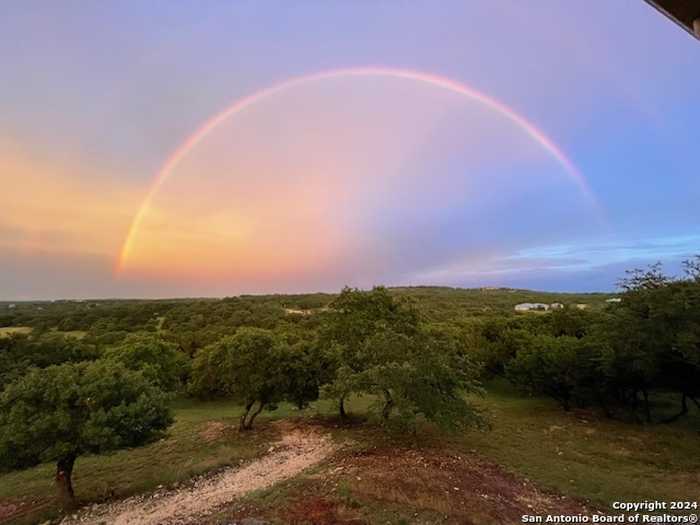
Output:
(406, 234), (700, 292)
(0, 141), (141, 258)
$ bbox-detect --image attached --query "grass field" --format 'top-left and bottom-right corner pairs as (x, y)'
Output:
(211, 385), (700, 524)
(0, 327), (90, 340)
(51, 329), (88, 339)
(461, 380), (700, 505)
(0, 327), (31, 338)
(1, 383), (698, 524)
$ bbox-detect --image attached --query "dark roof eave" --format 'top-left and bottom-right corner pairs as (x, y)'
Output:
(643, 0), (700, 40)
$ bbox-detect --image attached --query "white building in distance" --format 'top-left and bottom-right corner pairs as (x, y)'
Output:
(550, 303), (564, 310)
(514, 303), (550, 312)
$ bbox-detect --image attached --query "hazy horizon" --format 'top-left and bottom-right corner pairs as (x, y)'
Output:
(0, 283), (623, 303)
(2, 1), (699, 300)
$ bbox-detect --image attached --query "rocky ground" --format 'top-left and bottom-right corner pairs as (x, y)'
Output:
(59, 423), (337, 525)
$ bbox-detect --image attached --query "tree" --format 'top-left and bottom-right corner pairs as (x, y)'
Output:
(502, 258), (700, 422)
(103, 334), (190, 392)
(320, 287), (486, 431)
(477, 323), (535, 377)
(594, 312), (660, 421)
(319, 286), (419, 418)
(0, 360), (172, 507)
(601, 260), (700, 421)
(358, 326), (486, 431)
(189, 327), (286, 430)
(545, 307), (595, 339)
(507, 335), (589, 411)
(275, 328), (328, 410)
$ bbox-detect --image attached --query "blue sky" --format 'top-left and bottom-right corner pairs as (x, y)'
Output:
(1, 1), (698, 298)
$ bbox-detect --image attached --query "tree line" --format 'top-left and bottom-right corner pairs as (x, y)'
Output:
(488, 258), (700, 423)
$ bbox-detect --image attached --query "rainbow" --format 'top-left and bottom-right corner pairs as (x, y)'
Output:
(116, 66), (596, 273)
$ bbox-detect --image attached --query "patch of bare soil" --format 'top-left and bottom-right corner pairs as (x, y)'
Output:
(61, 424), (337, 525)
(232, 446), (594, 525)
(199, 421), (230, 443)
(0, 499), (47, 524)
(0, 501), (26, 524)
(323, 447), (592, 524)
(281, 496), (367, 525)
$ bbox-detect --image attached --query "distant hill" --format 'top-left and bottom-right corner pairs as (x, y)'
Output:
(1, 286), (616, 330)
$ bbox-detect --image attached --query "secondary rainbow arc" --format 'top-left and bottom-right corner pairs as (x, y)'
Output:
(116, 66), (597, 273)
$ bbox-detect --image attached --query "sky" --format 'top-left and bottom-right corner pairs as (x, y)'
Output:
(1, 0), (699, 299)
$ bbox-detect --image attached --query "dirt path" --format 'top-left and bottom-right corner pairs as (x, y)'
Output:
(62, 426), (336, 525)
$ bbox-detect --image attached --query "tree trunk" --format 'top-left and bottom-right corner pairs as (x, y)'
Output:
(245, 400), (266, 430)
(689, 395), (700, 411)
(339, 394), (347, 420)
(562, 399), (571, 412)
(56, 453), (76, 508)
(596, 391), (612, 418)
(381, 389), (394, 421)
(642, 389), (651, 423)
(239, 401), (254, 432)
(662, 393), (688, 423)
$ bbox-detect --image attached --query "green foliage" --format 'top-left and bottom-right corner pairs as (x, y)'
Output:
(103, 334), (190, 392)
(320, 286), (420, 415)
(478, 321), (535, 377)
(361, 328), (486, 431)
(189, 327), (288, 429)
(498, 258), (700, 422)
(595, 261), (700, 420)
(322, 286), (420, 344)
(0, 360), (172, 503)
(507, 335), (591, 411)
(543, 307), (596, 338)
(0, 300), (174, 333)
(0, 333), (100, 391)
(320, 287), (485, 431)
(162, 299), (287, 356)
(276, 328), (328, 409)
